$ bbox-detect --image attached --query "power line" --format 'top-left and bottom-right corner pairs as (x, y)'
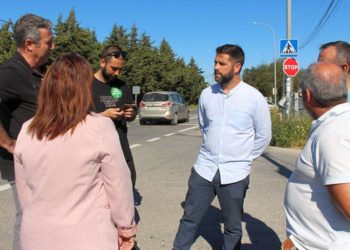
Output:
(300, 0), (342, 49)
(299, 0), (327, 41)
(0, 18), (13, 29)
(0, 19), (12, 24)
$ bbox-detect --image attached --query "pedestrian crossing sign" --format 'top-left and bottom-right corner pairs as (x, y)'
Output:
(280, 39), (298, 57)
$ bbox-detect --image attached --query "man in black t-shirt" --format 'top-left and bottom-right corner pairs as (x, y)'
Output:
(0, 13), (55, 248)
(93, 45), (137, 190)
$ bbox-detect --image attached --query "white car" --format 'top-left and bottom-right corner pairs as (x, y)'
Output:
(138, 91), (190, 125)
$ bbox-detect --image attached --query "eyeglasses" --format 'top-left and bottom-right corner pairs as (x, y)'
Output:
(101, 50), (127, 59)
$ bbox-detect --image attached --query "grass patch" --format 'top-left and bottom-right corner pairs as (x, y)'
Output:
(270, 108), (312, 148)
(188, 104), (198, 111)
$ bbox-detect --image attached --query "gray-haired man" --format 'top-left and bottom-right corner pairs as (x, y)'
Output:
(284, 62), (350, 249)
(318, 41), (350, 100)
(0, 13), (55, 248)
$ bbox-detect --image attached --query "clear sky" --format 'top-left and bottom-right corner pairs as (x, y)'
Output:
(0, 0), (348, 84)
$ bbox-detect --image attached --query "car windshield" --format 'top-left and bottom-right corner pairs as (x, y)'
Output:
(143, 93), (169, 102)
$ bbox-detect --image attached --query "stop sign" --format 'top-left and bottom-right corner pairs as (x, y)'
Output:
(283, 58), (299, 77)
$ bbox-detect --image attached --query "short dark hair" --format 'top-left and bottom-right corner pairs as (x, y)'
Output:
(99, 44), (127, 62)
(14, 13), (52, 48)
(320, 40), (350, 66)
(216, 44), (245, 68)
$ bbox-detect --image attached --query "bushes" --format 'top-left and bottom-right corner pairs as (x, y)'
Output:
(270, 108), (312, 148)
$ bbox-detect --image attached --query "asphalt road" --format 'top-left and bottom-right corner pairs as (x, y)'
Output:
(0, 112), (300, 250)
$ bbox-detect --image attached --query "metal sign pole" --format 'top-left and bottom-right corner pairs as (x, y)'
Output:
(132, 86), (141, 107)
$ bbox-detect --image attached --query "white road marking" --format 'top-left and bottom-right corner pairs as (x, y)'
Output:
(0, 184), (11, 192)
(178, 123), (197, 126)
(178, 125), (198, 133)
(146, 137), (161, 142)
(0, 125), (198, 193)
(164, 133), (176, 137)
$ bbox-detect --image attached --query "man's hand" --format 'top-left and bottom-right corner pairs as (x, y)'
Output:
(100, 108), (124, 120)
(281, 238), (295, 250)
(118, 235), (135, 250)
(0, 123), (16, 154)
(2, 139), (16, 154)
(123, 106), (135, 120)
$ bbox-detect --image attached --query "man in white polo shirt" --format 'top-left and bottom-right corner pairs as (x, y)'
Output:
(284, 62), (350, 250)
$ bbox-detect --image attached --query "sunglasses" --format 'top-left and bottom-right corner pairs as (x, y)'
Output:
(101, 50), (127, 59)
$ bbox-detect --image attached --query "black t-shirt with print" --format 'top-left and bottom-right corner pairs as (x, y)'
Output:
(92, 77), (134, 161)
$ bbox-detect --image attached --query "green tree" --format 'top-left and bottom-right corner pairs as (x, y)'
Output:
(52, 9), (100, 67)
(185, 58), (207, 104)
(243, 63), (275, 99)
(122, 33), (160, 94)
(104, 24), (129, 51)
(243, 59), (304, 101)
(158, 39), (177, 90)
(128, 24), (138, 52)
(171, 57), (187, 93)
(0, 21), (15, 63)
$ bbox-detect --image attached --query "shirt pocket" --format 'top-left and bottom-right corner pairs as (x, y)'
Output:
(226, 110), (252, 132)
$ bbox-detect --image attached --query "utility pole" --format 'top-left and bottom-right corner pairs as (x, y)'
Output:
(285, 0), (293, 115)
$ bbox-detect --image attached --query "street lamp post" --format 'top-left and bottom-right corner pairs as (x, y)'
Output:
(252, 21), (277, 106)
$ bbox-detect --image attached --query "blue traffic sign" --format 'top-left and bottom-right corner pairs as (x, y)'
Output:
(280, 39), (298, 57)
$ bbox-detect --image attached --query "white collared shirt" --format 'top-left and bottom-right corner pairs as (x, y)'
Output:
(194, 82), (271, 184)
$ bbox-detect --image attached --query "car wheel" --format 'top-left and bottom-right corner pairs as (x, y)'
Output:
(170, 113), (178, 125)
(139, 119), (146, 125)
(185, 112), (190, 122)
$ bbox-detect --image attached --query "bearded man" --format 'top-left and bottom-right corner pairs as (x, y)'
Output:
(173, 44), (271, 250)
(93, 45), (137, 189)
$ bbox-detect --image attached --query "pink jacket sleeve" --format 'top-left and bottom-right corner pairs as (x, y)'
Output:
(98, 118), (136, 237)
(14, 153), (27, 208)
(14, 128), (29, 210)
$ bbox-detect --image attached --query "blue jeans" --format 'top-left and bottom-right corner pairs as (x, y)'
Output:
(173, 168), (249, 250)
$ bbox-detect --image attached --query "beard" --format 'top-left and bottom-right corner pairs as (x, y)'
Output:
(215, 71), (234, 85)
(102, 67), (118, 82)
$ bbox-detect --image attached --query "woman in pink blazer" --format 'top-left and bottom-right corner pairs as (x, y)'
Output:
(14, 53), (136, 250)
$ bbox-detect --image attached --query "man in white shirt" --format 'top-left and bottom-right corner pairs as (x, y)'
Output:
(284, 62), (350, 250)
(173, 44), (271, 250)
